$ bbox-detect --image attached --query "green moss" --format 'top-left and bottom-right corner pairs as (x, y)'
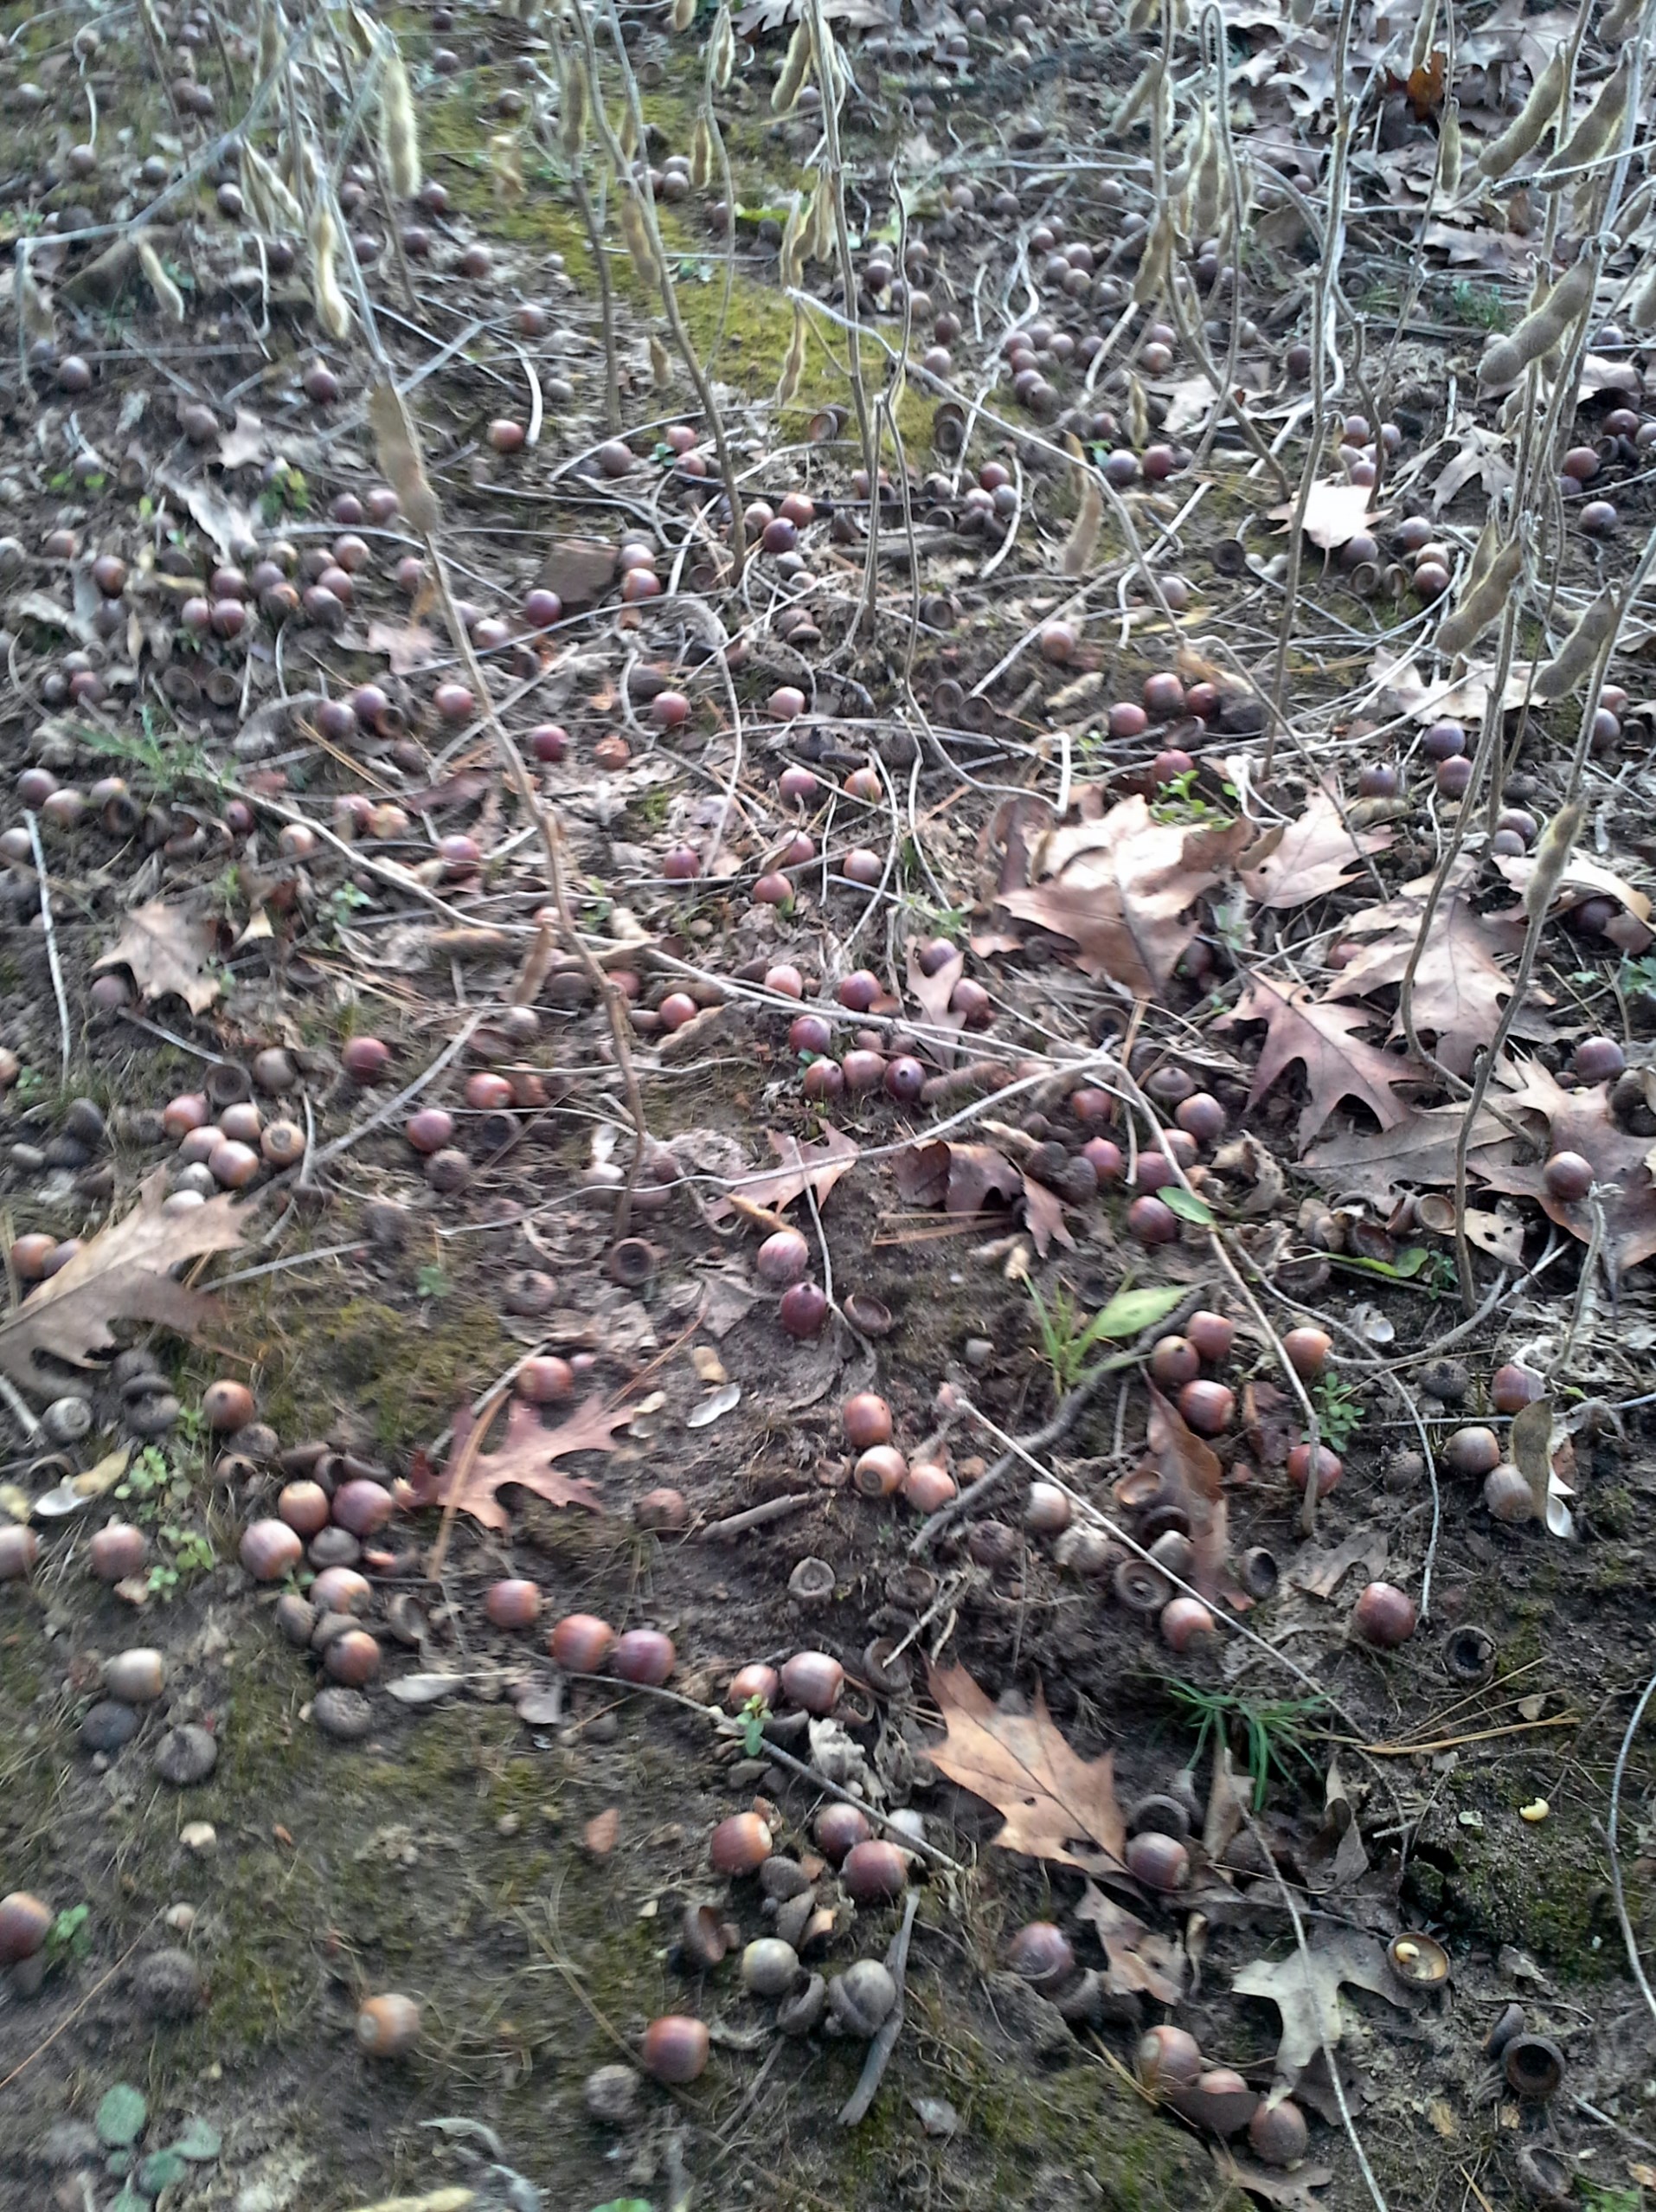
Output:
(252, 1290), (513, 1455)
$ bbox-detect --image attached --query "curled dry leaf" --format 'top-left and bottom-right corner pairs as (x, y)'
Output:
(1139, 1386), (1228, 1597)
(923, 1662), (1125, 1874)
(405, 1396), (629, 1533)
(1075, 1881), (1185, 2003)
(708, 1126), (859, 1221)
(894, 1140), (1024, 1217)
(906, 937), (966, 1033)
(0, 1169), (244, 1396)
(95, 899), (224, 1016)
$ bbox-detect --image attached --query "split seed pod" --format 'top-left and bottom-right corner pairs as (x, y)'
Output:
(711, 3), (735, 88)
(1475, 48), (1565, 181)
(1437, 100), (1462, 196)
(307, 196), (352, 342)
(1601, 0), (1641, 40)
(242, 143), (303, 231)
(776, 303), (807, 408)
(772, 19), (812, 114)
(138, 239), (185, 323)
(559, 59), (587, 158)
(690, 112), (716, 192)
(619, 193), (659, 287)
(368, 383), (440, 534)
(671, 0), (696, 26)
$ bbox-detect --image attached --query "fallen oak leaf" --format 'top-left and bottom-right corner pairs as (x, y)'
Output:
(1473, 1055), (1656, 1276)
(1492, 844), (1652, 927)
(1302, 1101), (1512, 1200)
(1238, 784), (1391, 910)
(706, 1127), (859, 1222)
(1000, 796), (1250, 999)
(95, 898), (223, 1015)
(906, 936), (966, 1034)
(0, 1169), (244, 1396)
(1271, 479), (1383, 552)
(924, 1661), (1125, 1874)
(1232, 1928), (1414, 2090)
(1217, 974), (1423, 1147)
(1325, 865), (1549, 1077)
(1139, 1385), (1228, 1597)
(403, 1396), (625, 1533)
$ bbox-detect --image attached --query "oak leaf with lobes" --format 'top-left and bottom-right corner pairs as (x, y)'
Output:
(923, 1662), (1124, 1874)
(95, 899), (223, 1015)
(1474, 1057), (1656, 1276)
(1325, 864), (1547, 1077)
(404, 1395), (630, 1533)
(0, 1169), (244, 1395)
(1218, 974), (1422, 1146)
(998, 796), (1249, 999)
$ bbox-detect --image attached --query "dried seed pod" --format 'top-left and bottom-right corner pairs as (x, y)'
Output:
(1477, 257), (1595, 390)
(619, 192), (659, 288)
(137, 239), (185, 323)
(776, 303), (807, 408)
(242, 142), (303, 231)
(1533, 588), (1616, 699)
(710, 3), (735, 87)
(378, 43), (421, 201)
(1436, 98), (1462, 196)
(368, 382), (440, 535)
(1436, 539), (1524, 656)
(558, 56), (587, 158)
(771, 19), (812, 113)
(307, 196), (351, 342)
(1538, 53), (1631, 190)
(1475, 48), (1565, 180)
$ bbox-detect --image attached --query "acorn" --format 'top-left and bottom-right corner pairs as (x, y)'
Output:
(1005, 1920), (1074, 1993)
(1282, 1328), (1330, 1378)
(1248, 2098), (1308, 2167)
(741, 1937), (802, 1997)
(841, 1839), (907, 1903)
(549, 1614), (617, 1671)
(356, 1992), (422, 2056)
(0, 1892), (53, 1964)
(0, 1526), (39, 1580)
(613, 1629), (675, 1685)
(1136, 2022), (1202, 2089)
(780, 1650), (844, 1714)
(1351, 1580), (1416, 1647)
(89, 1522), (149, 1581)
(828, 1958), (897, 2036)
(709, 1812), (773, 1875)
(104, 1648), (165, 1703)
(1124, 1830), (1190, 1892)
(642, 2014), (709, 2082)
(814, 1802), (872, 1862)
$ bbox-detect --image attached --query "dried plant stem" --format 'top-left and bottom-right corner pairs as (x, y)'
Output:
(586, 0), (748, 584)
(1449, 512), (1656, 1309)
(22, 812), (70, 1077)
(804, 0), (880, 630)
(1267, 0), (1360, 746)
(568, 171), (622, 434)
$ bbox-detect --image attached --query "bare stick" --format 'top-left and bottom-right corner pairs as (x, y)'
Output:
(702, 1493), (815, 1542)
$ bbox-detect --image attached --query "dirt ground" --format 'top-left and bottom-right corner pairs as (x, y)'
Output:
(5, 0), (1656, 2208)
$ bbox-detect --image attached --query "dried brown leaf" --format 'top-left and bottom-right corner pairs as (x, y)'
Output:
(1020, 1174), (1075, 1257)
(1325, 866), (1547, 1077)
(1474, 1057), (1656, 1275)
(906, 938), (965, 1034)
(1075, 1881), (1185, 2003)
(1274, 479), (1380, 551)
(924, 1662), (1125, 1874)
(0, 1169), (244, 1394)
(707, 1127), (858, 1221)
(366, 619), (441, 674)
(404, 1396), (623, 1533)
(1219, 975), (1422, 1146)
(94, 899), (221, 1015)
(1232, 1929), (1411, 2087)
(1000, 797), (1249, 998)
(1141, 1385), (1228, 1594)
(1301, 1103), (1512, 1199)
(1238, 785), (1391, 910)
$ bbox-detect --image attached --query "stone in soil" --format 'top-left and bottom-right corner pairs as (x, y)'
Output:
(313, 1686), (373, 1741)
(582, 2063), (641, 2125)
(153, 1723), (218, 1785)
(80, 1700), (139, 1753)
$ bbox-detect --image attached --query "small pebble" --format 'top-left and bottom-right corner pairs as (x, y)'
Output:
(180, 1821), (217, 1853)
(80, 1700), (138, 1753)
(153, 1724), (219, 1787)
(164, 1902), (197, 1932)
(313, 1687), (373, 1741)
(583, 2062), (641, 2124)
(963, 1337), (994, 1370)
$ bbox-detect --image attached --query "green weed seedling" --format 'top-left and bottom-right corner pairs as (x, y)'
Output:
(94, 2084), (221, 2210)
